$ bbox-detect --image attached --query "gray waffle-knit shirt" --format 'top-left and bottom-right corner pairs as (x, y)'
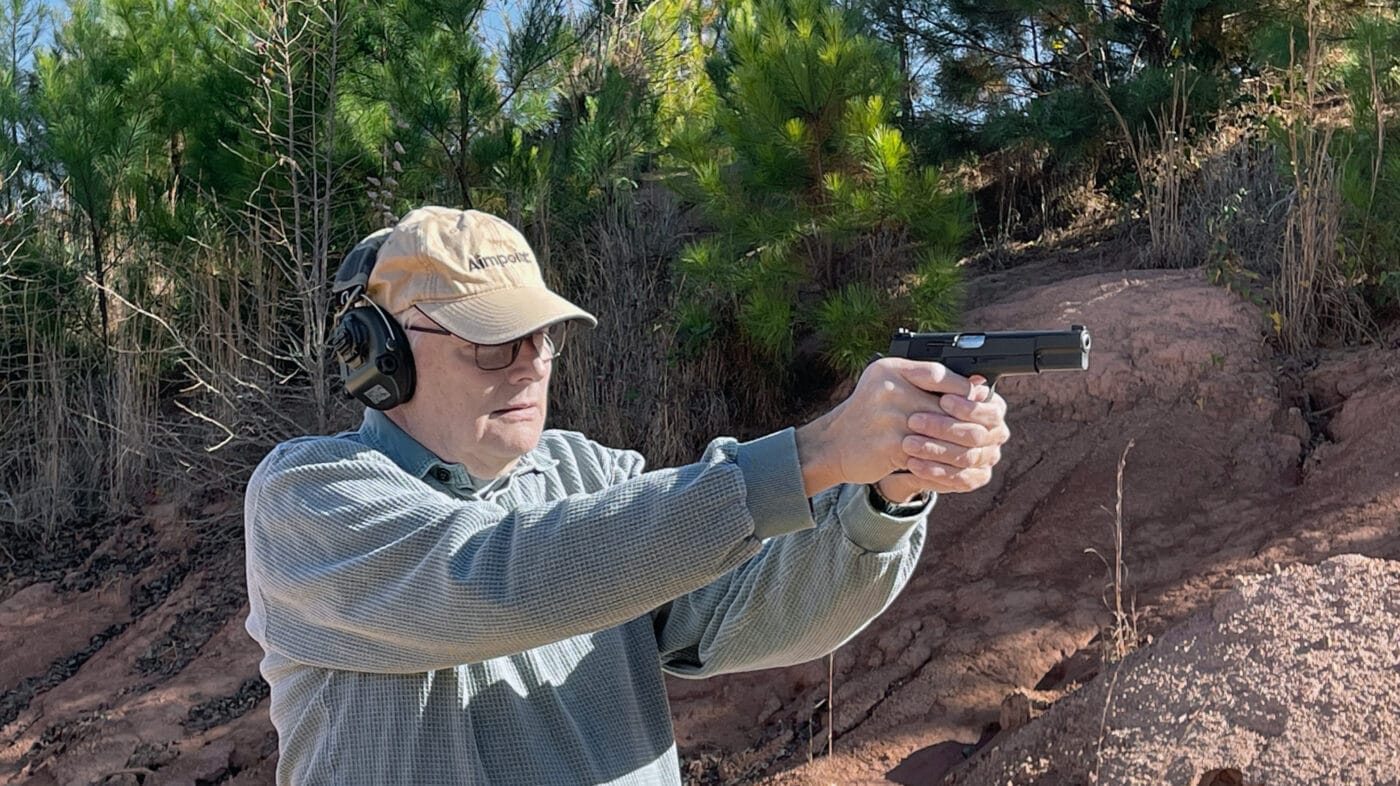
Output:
(244, 408), (932, 785)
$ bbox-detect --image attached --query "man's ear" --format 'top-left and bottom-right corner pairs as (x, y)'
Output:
(392, 310), (420, 349)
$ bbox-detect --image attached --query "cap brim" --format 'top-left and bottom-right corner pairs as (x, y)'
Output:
(417, 287), (597, 344)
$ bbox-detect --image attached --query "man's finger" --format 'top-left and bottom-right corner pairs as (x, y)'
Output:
(905, 460), (990, 493)
(907, 412), (1001, 448)
(968, 376), (990, 401)
(901, 435), (999, 469)
(889, 358), (977, 398)
(937, 393), (1008, 431)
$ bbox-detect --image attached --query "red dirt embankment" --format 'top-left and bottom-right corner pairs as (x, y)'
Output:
(672, 269), (1400, 784)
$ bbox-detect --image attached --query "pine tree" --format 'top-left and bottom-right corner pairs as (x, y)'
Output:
(35, 0), (162, 344)
(853, 0), (1281, 167)
(350, 0), (572, 210)
(0, 0), (42, 214)
(670, 0), (967, 374)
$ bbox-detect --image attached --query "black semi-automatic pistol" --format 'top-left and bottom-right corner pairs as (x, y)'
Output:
(886, 325), (1091, 388)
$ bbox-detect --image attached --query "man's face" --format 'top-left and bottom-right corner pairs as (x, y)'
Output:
(396, 310), (553, 476)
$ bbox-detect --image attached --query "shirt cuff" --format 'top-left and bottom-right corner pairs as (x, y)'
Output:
(835, 483), (934, 552)
(735, 427), (817, 539)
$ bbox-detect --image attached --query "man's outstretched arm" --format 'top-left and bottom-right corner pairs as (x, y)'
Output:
(650, 356), (1008, 676)
(244, 430), (813, 674)
(652, 475), (931, 678)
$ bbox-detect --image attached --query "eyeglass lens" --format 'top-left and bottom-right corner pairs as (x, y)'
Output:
(475, 322), (568, 370)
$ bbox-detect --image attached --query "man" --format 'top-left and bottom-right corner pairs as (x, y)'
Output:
(243, 206), (1009, 785)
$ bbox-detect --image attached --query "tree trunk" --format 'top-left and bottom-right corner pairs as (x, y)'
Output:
(456, 159), (473, 208)
(91, 218), (110, 345)
(893, 1), (913, 122)
(168, 131), (183, 212)
(454, 126), (474, 209)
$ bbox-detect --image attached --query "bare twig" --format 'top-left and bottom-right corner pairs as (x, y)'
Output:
(1089, 659), (1124, 783)
(827, 652), (835, 757)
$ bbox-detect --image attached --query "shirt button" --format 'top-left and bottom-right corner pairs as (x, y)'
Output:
(431, 468), (450, 482)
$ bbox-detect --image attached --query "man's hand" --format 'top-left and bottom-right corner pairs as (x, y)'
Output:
(794, 358), (1010, 500)
(875, 377), (1008, 503)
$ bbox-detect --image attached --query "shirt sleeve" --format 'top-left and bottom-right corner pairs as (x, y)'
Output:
(243, 431), (815, 674)
(650, 466), (932, 678)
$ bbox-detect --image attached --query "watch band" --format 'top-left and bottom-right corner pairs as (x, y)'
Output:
(868, 483), (928, 515)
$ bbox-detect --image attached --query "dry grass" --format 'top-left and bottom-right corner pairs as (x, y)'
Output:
(2, 1), (363, 553)
(1087, 438), (1140, 665)
(548, 186), (786, 467)
(1137, 75), (1195, 268)
(956, 142), (1116, 268)
(0, 209), (117, 548)
(1273, 1), (1376, 354)
(0, 340), (97, 544)
(0, 336), (147, 549)
(1188, 117), (1291, 280)
(0, 210), (343, 554)
(0, 184), (791, 556)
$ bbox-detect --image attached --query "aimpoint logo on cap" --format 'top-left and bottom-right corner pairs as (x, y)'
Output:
(468, 251), (534, 272)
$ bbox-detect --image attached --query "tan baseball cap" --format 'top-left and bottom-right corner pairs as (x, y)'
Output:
(366, 206), (596, 344)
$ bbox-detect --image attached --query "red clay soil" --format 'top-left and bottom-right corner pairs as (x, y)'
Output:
(3, 264), (1399, 786)
(942, 554), (1400, 786)
(670, 268), (1400, 785)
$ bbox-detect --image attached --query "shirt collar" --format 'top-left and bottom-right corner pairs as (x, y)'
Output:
(358, 408), (558, 495)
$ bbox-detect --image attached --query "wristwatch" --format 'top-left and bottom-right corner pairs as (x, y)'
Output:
(868, 484), (929, 515)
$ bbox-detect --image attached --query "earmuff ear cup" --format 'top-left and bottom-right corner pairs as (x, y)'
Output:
(334, 305), (416, 410)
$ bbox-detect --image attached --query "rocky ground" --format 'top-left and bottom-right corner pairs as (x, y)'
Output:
(942, 554), (1400, 786)
(3, 244), (1399, 785)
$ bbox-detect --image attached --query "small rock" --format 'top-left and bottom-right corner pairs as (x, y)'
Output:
(999, 690), (1053, 731)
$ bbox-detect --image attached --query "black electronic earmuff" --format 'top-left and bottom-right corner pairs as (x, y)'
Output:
(330, 231), (416, 410)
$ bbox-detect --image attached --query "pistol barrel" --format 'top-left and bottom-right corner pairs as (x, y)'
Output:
(887, 326), (1091, 383)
